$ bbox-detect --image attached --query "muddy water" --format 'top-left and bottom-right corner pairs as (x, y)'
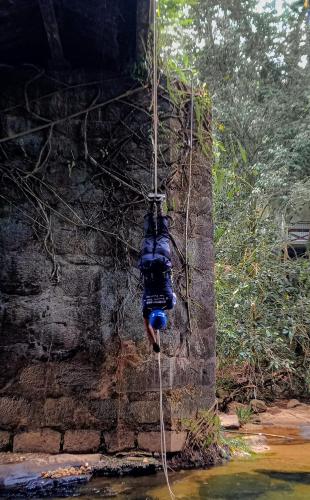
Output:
(73, 438), (310, 500)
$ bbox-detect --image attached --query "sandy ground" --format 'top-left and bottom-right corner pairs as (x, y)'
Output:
(244, 404), (310, 441)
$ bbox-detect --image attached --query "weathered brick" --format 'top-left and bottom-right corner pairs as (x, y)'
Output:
(0, 76), (215, 447)
(0, 431), (10, 451)
(104, 431), (135, 452)
(0, 397), (31, 428)
(138, 431), (187, 453)
(42, 397), (97, 429)
(130, 401), (160, 424)
(63, 430), (101, 453)
(169, 385), (215, 421)
(13, 429), (61, 453)
(89, 400), (118, 430)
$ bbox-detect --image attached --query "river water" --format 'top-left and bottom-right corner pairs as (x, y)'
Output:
(72, 437), (310, 500)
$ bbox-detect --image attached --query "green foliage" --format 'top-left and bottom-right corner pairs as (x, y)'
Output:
(182, 409), (222, 448)
(236, 406), (253, 426)
(221, 435), (253, 455)
(160, 0), (310, 395)
(216, 211), (310, 388)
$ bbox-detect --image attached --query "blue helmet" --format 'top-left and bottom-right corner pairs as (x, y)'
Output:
(149, 309), (168, 330)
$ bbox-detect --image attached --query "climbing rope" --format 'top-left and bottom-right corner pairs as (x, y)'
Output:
(152, 0), (158, 196)
(151, 4), (195, 499)
(152, 1), (175, 496)
(184, 72), (194, 336)
(157, 330), (176, 499)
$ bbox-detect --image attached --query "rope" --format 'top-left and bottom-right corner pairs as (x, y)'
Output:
(151, 5), (173, 493)
(156, 330), (175, 499)
(152, 0), (158, 196)
(152, 4), (194, 500)
(184, 74), (194, 335)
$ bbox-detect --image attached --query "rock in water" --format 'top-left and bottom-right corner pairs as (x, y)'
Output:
(287, 399), (301, 409)
(250, 399), (267, 413)
(219, 413), (240, 429)
(0, 474), (91, 498)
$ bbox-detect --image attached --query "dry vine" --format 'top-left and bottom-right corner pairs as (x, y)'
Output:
(0, 65), (211, 366)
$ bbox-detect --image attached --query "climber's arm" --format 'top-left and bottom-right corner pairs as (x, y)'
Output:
(144, 317), (156, 344)
(143, 315), (160, 353)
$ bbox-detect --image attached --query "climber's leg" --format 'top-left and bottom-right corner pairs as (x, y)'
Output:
(157, 214), (170, 239)
(143, 204), (156, 237)
(156, 216), (171, 259)
(141, 200), (156, 257)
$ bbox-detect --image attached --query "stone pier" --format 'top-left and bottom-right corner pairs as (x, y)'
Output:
(0, 0), (215, 454)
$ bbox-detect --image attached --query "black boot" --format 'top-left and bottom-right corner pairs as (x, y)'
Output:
(153, 342), (160, 353)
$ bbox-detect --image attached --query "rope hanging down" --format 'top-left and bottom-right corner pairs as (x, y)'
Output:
(153, 0), (158, 196)
(151, 4), (195, 499)
(157, 331), (176, 499)
(152, 1), (174, 498)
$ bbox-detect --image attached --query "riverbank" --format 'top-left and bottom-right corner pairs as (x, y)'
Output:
(219, 399), (310, 437)
(0, 402), (309, 498)
(0, 453), (159, 498)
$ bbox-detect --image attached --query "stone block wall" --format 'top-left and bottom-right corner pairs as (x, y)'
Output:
(0, 67), (215, 453)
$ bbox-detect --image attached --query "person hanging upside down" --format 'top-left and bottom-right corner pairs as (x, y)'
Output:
(139, 195), (176, 353)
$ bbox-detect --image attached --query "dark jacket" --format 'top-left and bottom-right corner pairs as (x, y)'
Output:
(140, 214), (176, 318)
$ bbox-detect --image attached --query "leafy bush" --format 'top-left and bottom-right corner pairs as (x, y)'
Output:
(236, 407), (253, 426)
(159, 0), (310, 396)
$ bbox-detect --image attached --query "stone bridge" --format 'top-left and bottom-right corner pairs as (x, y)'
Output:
(0, 0), (215, 454)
